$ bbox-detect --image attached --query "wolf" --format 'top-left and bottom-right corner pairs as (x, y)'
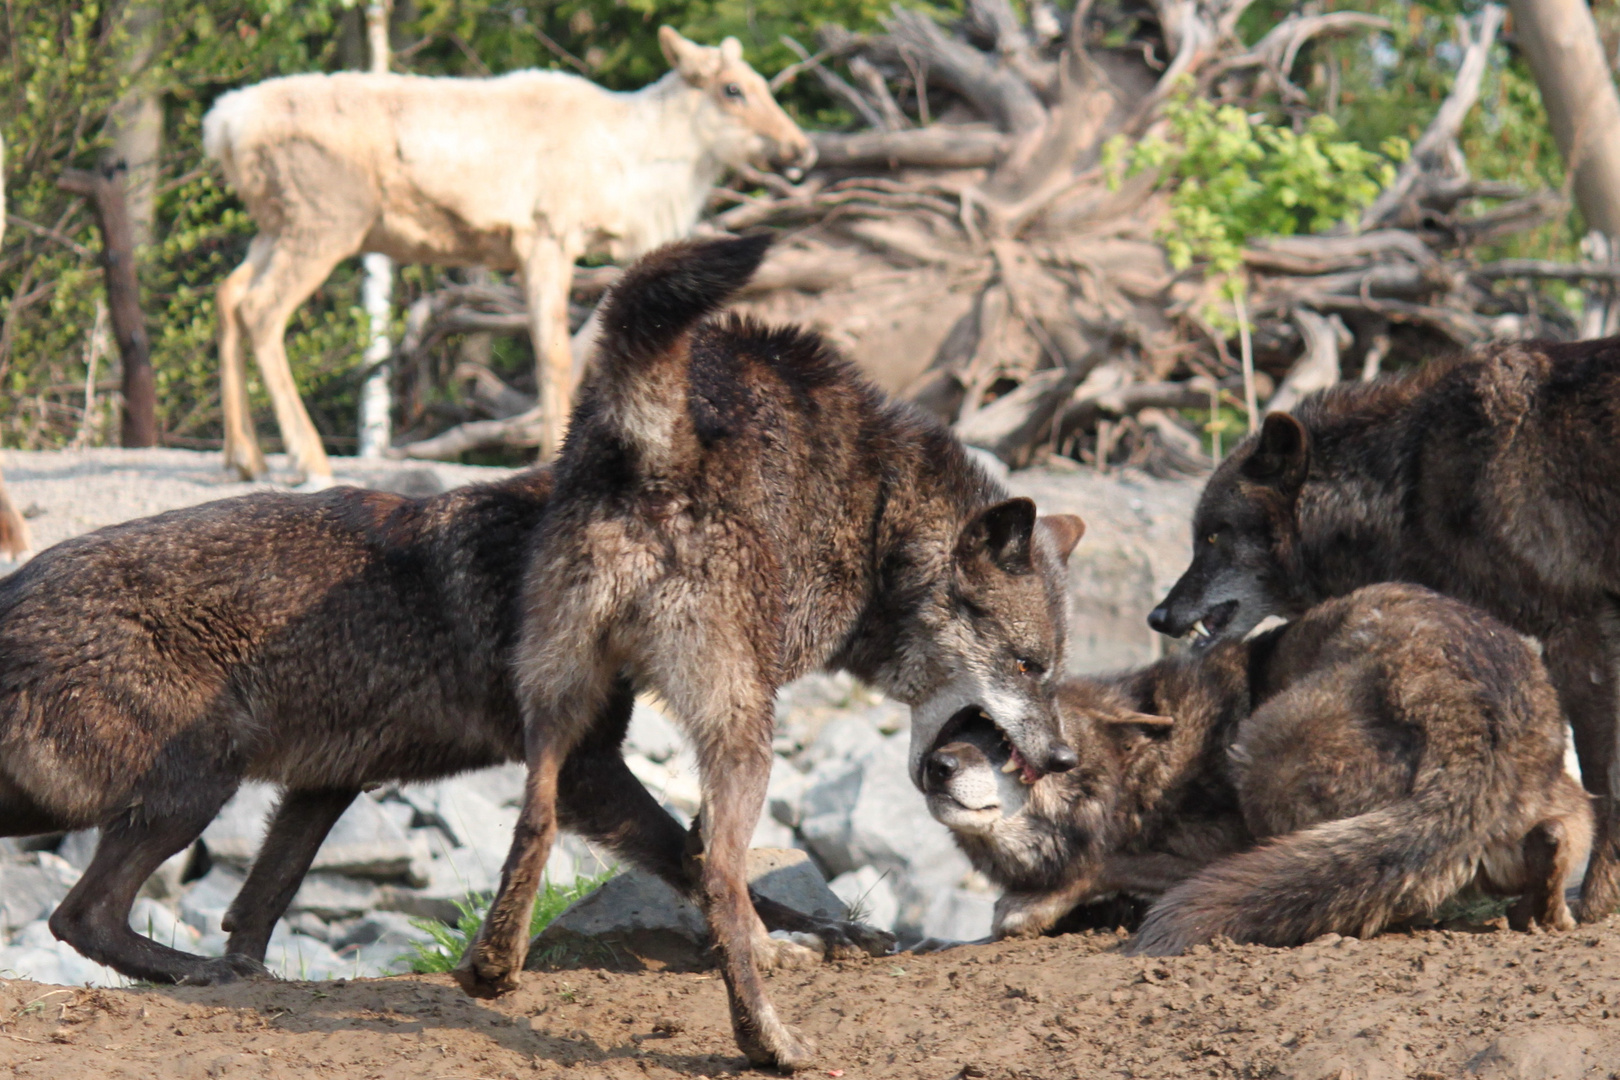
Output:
(0, 469), (890, 986)
(450, 234), (1085, 1070)
(1147, 337), (1620, 922)
(924, 584), (1592, 954)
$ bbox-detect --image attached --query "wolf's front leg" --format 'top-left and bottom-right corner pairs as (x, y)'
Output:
(994, 876), (1099, 939)
(689, 693), (816, 1071)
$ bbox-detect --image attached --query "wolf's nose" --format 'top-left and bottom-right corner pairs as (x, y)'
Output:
(1147, 605), (1172, 634)
(1045, 743), (1079, 773)
(924, 750), (961, 788)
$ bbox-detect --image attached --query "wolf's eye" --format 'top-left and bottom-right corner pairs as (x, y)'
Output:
(1015, 657), (1043, 676)
(1204, 531), (1219, 545)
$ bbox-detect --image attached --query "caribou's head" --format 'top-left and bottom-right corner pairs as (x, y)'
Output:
(660, 26), (816, 177)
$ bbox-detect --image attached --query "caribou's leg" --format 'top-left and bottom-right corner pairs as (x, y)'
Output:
(218, 243), (268, 481)
(236, 230), (366, 488)
(518, 233), (582, 462)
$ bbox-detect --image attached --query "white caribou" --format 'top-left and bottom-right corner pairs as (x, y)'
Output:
(204, 27), (812, 484)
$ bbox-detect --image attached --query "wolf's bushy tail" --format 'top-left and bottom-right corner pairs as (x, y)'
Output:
(1127, 785), (1494, 955)
(595, 234), (771, 375)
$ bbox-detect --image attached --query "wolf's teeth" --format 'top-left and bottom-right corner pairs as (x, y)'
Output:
(1192, 619), (1211, 639)
(1000, 758), (1022, 774)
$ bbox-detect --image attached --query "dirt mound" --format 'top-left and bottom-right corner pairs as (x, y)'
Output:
(6, 916), (1620, 1080)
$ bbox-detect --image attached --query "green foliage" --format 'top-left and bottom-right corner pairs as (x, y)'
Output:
(397, 870), (616, 975)
(1113, 94), (1400, 284)
(1235, 0), (1579, 264)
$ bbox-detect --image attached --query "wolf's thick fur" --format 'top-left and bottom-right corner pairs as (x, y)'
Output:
(1149, 337), (1620, 921)
(0, 470), (887, 985)
(458, 235), (1084, 1070)
(925, 584), (1591, 954)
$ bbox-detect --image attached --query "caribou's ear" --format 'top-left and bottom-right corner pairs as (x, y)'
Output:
(1241, 412), (1309, 496)
(1101, 711), (1174, 728)
(1039, 514), (1085, 563)
(659, 26), (720, 83)
(720, 36), (743, 62)
(960, 498), (1038, 574)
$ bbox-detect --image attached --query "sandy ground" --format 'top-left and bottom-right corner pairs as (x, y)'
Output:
(5, 916), (1620, 1080)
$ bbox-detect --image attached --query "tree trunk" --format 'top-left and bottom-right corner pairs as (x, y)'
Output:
(103, 1), (162, 250)
(358, 0), (394, 459)
(1510, 0), (1620, 239)
(59, 167), (157, 448)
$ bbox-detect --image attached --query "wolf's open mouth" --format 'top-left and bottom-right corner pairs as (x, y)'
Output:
(1186, 599), (1239, 648)
(929, 705), (1043, 785)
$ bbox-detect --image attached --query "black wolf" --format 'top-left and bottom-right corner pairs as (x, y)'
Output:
(925, 584), (1591, 953)
(1148, 337), (1620, 921)
(453, 235), (1085, 1070)
(0, 469), (888, 986)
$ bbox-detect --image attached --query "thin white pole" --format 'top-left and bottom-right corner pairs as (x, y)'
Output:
(358, 0), (393, 459)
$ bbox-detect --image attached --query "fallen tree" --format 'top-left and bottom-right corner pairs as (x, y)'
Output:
(392, 1), (1583, 474)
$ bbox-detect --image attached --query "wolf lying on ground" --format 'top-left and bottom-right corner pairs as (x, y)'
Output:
(923, 584), (1591, 954)
(452, 235), (1085, 1070)
(0, 469), (891, 986)
(1147, 337), (1620, 921)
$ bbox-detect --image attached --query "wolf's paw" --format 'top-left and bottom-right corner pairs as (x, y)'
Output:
(794, 918), (896, 960)
(452, 949), (524, 998)
(738, 1014), (816, 1072)
(177, 953), (272, 986)
(993, 891), (1073, 939)
(763, 931), (824, 970)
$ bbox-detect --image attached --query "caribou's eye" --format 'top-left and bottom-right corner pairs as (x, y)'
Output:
(723, 82), (744, 99)
(1015, 657), (1043, 677)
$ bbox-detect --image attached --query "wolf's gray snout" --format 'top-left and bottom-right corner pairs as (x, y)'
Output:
(1045, 742), (1079, 774)
(925, 748), (963, 790)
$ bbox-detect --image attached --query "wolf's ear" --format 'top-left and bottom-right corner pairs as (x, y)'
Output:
(961, 498), (1038, 574)
(1039, 514), (1085, 563)
(1241, 412), (1309, 495)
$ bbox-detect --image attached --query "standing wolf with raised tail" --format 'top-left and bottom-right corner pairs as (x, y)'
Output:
(1148, 337), (1620, 921)
(452, 235), (1086, 1069)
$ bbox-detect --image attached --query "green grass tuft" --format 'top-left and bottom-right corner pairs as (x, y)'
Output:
(396, 870), (616, 975)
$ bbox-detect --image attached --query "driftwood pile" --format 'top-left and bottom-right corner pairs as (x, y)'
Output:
(391, 1), (1608, 474)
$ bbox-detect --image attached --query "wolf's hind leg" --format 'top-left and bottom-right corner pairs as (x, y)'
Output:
(685, 686), (815, 1071)
(51, 783), (265, 985)
(223, 787), (359, 961)
(457, 659), (614, 996)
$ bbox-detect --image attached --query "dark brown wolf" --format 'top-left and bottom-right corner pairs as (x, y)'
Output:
(1147, 337), (1620, 921)
(0, 469), (889, 986)
(453, 235), (1085, 1070)
(924, 584), (1591, 953)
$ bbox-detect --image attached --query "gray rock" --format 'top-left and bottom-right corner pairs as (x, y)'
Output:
(1005, 465), (1200, 675)
(56, 829), (99, 872)
(200, 783), (279, 864)
(921, 886), (995, 941)
(263, 926), (346, 981)
(796, 727), (975, 937)
(290, 873), (382, 920)
(828, 866), (899, 933)
(310, 795), (421, 881)
(330, 910), (434, 953)
(529, 848), (844, 972)
(626, 699), (683, 763)
(179, 864), (247, 937)
(129, 897), (200, 951)
(0, 856), (69, 936)
(0, 938), (127, 988)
